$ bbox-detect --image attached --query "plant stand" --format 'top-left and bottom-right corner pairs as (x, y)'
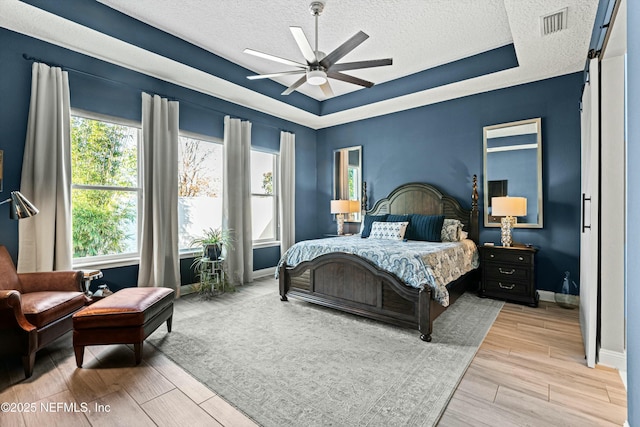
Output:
(195, 257), (233, 298)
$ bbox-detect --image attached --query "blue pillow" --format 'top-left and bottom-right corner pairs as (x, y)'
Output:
(361, 214), (388, 238)
(387, 214), (411, 223)
(406, 214), (445, 242)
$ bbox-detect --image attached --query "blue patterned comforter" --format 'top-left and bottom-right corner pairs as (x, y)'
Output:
(276, 236), (479, 307)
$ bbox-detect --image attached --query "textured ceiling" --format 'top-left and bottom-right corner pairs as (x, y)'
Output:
(94, 0), (598, 101)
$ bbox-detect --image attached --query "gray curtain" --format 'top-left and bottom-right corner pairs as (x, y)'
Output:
(222, 116), (253, 284)
(138, 93), (180, 292)
(279, 131), (295, 254)
(18, 62), (72, 272)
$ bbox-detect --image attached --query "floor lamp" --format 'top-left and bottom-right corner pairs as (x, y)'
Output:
(0, 191), (39, 219)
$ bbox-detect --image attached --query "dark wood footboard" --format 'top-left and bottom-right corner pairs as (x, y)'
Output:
(279, 253), (477, 341)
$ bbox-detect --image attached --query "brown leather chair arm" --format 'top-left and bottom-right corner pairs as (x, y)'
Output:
(0, 290), (36, 333)
(19, 271), (84, 293)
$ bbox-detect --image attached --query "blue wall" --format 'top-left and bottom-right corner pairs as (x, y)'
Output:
(1, 0), (584, 298)
(627, 0), (639, 423)
(0, 27), (318, 284)
(317, 73), (584, 294)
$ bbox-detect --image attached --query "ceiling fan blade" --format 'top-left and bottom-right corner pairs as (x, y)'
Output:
(282, 75), (308, 95)
(320, 31), (369, 69)
(290, 27), (317, 64)
(329, 58), (392, 72)
(244, 48), (307, 69)
(327, 71), (374, 88)
(320, 81), (334, 97)
(247, 70), (307, 80)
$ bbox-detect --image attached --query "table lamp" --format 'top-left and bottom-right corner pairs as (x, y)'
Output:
(491, 196), (526, 247)
(330, 199), (360, 235)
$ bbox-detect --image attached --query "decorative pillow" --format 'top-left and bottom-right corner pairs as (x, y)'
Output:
(386, 214), (411, 238)
(387, 214), (411, 223)
(460, 230), (469, 240)
(406, 214), (445, 242)
(369, 221), (409, 240)
(360, 214), (388, 238)
(441, 219), (464, 242)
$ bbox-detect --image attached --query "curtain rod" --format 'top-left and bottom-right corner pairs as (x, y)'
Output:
(22, 53), (295, 135)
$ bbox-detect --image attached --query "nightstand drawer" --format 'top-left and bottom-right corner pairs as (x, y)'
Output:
(483, 263), (530, 282)
(483, 279), (529, 296)
(481, 249), (532, 265)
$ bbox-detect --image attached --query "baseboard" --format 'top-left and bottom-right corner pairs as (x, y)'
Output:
(538, 290), (555, 302)
(598, 348), (627, 372)
(180, 267), (275, 297)
(180, 283), (196, 296)
(253, 267), (276, 279)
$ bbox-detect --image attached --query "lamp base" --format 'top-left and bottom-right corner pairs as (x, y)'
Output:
(336, 214), (345, 235)
(500, 216), (515, 247)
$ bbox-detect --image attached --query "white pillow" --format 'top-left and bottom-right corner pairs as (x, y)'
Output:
(369, 221), (409, 240)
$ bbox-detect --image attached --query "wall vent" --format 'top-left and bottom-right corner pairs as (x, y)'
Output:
(541, 8), (568, 36)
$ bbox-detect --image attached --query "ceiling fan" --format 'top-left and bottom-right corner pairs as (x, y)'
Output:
(244, 1), (392, 97)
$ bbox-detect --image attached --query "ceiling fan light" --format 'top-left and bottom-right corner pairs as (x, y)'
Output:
(307, 69), (327, 85)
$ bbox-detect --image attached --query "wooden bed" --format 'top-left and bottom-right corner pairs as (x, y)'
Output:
(278, 176), (480, 342)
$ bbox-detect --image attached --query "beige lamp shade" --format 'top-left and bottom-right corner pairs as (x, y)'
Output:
(348, 200), (361, 213)
(491, 196), (527, 217)
(330, 200), (352, 214)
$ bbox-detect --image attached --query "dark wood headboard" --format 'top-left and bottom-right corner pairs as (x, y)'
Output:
(368, 175), (479, 243)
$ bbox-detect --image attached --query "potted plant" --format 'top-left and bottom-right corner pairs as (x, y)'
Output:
(190, 227), (234, 261)
(190, 228), (235, 298)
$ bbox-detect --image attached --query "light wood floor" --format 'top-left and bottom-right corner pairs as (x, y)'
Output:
(0, 279), (627, 426)
(439, 301), (628, 426)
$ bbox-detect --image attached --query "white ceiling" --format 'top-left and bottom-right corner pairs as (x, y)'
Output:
(0, 0), (600, 129)
(96, 0), (599, 101)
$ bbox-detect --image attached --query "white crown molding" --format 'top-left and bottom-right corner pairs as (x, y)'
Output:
(0, 0), (578, 130)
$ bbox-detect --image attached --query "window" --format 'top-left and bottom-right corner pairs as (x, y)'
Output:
(251, 150), (278, 244)
(71, 113), (141, 262)
(178, 133), (223, 251)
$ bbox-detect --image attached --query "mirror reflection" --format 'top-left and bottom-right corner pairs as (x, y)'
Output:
(333, 145), (362, 222)
(483, 118), (542, 228)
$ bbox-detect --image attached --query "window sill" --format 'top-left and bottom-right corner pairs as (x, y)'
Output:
(253, 241), (280, 249)
(73, 256), (140, 270)
(72, 244), (278, 270)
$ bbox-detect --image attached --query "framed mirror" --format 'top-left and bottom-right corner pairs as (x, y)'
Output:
(333, 145), (362, 222)
(483, 118), (542, 228)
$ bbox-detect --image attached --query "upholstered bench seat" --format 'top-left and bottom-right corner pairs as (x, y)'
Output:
(72, 287), (174, 367)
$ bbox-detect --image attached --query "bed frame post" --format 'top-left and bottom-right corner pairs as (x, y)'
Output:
(418, 288), (433, 342)
(470, 174), (479, 243)
(279, 263), (289, 301)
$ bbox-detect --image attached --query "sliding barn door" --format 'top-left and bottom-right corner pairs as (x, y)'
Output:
(580, 58), (599, 368)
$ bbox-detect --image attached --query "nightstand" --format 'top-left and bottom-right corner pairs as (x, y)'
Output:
(479, 245), (538, 307)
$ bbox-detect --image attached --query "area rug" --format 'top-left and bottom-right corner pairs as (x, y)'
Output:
(148, 287), (503, 426)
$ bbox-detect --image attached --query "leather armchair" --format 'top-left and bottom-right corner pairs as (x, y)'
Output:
(0, 246), (87, 378)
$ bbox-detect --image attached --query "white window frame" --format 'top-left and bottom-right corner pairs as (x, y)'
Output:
(251, 149), (279, 248)
(71, 109), (142, 269)
(178, 130), (223, 257)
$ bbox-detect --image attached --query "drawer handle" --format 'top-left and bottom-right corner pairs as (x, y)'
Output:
(498, 268), (516, 275)
(490, 254), (495, 258)
(499, 282), (515, 290)
(518, 256), (524, 261)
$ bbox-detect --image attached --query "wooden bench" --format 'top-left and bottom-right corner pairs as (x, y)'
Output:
(72, 287), (174, 367)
